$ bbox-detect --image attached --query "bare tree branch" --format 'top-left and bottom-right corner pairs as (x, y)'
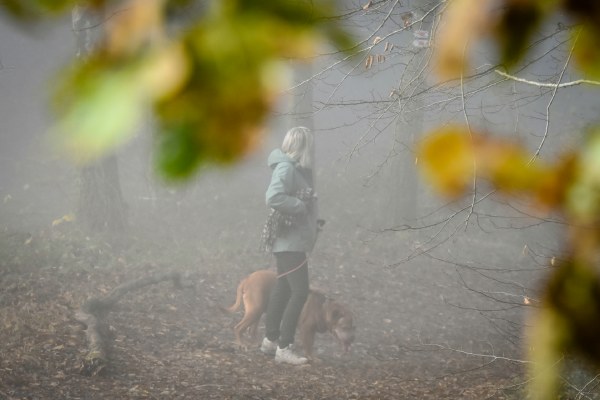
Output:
(494, 70), (600, 89)
(531, 28), (580, 161)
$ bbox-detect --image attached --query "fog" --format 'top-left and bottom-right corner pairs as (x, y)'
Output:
(1, 5), (599, 399)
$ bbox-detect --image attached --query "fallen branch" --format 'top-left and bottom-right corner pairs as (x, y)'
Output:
(74, 271), (185, 376)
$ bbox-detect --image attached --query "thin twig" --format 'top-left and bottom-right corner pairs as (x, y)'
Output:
(460, 38), (477, 230)
(494, 69), (600, 89)
(531, 28), (581, 162)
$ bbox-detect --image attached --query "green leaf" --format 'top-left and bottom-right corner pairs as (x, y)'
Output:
(494, 2), (546, 68)
(51, 64), (145, 164)
(528, 258), (600, 399)
(573, 24), (600, 80)
(565, 128), (600, 219)
(1, 0), (85, 19)
(23, 0), (351, 178)
(156, 123), (201, 179)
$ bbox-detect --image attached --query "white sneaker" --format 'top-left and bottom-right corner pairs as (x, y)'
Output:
(260, 337), (278, 355)
(275, 346), (308, 365)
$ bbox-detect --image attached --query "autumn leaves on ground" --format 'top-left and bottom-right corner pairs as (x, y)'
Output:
(0, 226), (523, 400)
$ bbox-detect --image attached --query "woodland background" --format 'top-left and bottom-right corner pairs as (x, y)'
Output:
(1, 1), (600, 399)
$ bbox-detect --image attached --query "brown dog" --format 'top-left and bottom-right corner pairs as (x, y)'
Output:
(223, 269), (355, 358)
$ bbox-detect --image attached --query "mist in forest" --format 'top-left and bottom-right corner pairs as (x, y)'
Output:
(1, 5), (599, 399)
(0, 4), (579, 348)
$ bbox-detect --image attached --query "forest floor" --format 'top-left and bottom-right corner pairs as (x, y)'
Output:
(0, 228), (530, 400)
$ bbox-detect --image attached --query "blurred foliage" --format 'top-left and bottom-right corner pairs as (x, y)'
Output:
(1, 0), (81, 18)
(434, 0), (600, 79)
(1, 0), (351, 178)
(418, 126), (551, 199)
(425, 1), (600, 399)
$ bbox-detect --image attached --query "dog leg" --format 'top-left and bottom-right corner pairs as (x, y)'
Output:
(299, 324), (317, 360)
(234, 309), (263, 349)
(248, 319), (261, 345)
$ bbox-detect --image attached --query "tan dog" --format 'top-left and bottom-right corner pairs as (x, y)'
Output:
(223, 269), (355, 358)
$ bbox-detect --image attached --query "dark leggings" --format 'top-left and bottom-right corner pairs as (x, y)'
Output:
(265, 251), (309, 349)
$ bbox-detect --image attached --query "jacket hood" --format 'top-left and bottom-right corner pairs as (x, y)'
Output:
(268, 148), (295, 169)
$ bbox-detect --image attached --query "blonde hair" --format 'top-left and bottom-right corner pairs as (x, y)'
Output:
(281, 126), (314, 169)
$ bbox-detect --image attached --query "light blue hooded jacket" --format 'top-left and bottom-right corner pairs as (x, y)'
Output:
(266, 149), (318, 253)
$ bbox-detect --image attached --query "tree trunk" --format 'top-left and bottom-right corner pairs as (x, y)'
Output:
(390, 108), (421, 226)
(72, 6), (128, 234)
(292, 63), (317, 190)
(385, 0), (438, 227)
(292, 63), (314, 132)
(78, 155), (128, 233)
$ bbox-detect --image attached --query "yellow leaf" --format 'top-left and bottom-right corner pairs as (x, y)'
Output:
(418, 125), (550, 198)
(527, 307), (565, 400)
(417, 126), (476, 197)
(140, 44), (191, 100)
(63, 213), (76, 222)
(432, 0), (487, 79)
(52, 214), (76, 227)
(106, 0), (165, 57)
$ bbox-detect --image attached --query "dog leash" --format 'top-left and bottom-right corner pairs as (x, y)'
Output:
(273, 217), (319, 279)
(276, 258), (308, 279)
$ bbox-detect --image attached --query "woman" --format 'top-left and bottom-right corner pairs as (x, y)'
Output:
(260, 126), (319, 365)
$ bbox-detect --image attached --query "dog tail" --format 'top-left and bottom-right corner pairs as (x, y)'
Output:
(220, 278), (245, 314)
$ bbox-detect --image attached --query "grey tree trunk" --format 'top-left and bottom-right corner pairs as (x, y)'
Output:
(386, 0), (438, 227)
(391, 100), (421, 226)
(291, 63), (317, 189)
(72, 6), (128, 234)
(291, 63), (314, 132)
(78, 156), (127, 233)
